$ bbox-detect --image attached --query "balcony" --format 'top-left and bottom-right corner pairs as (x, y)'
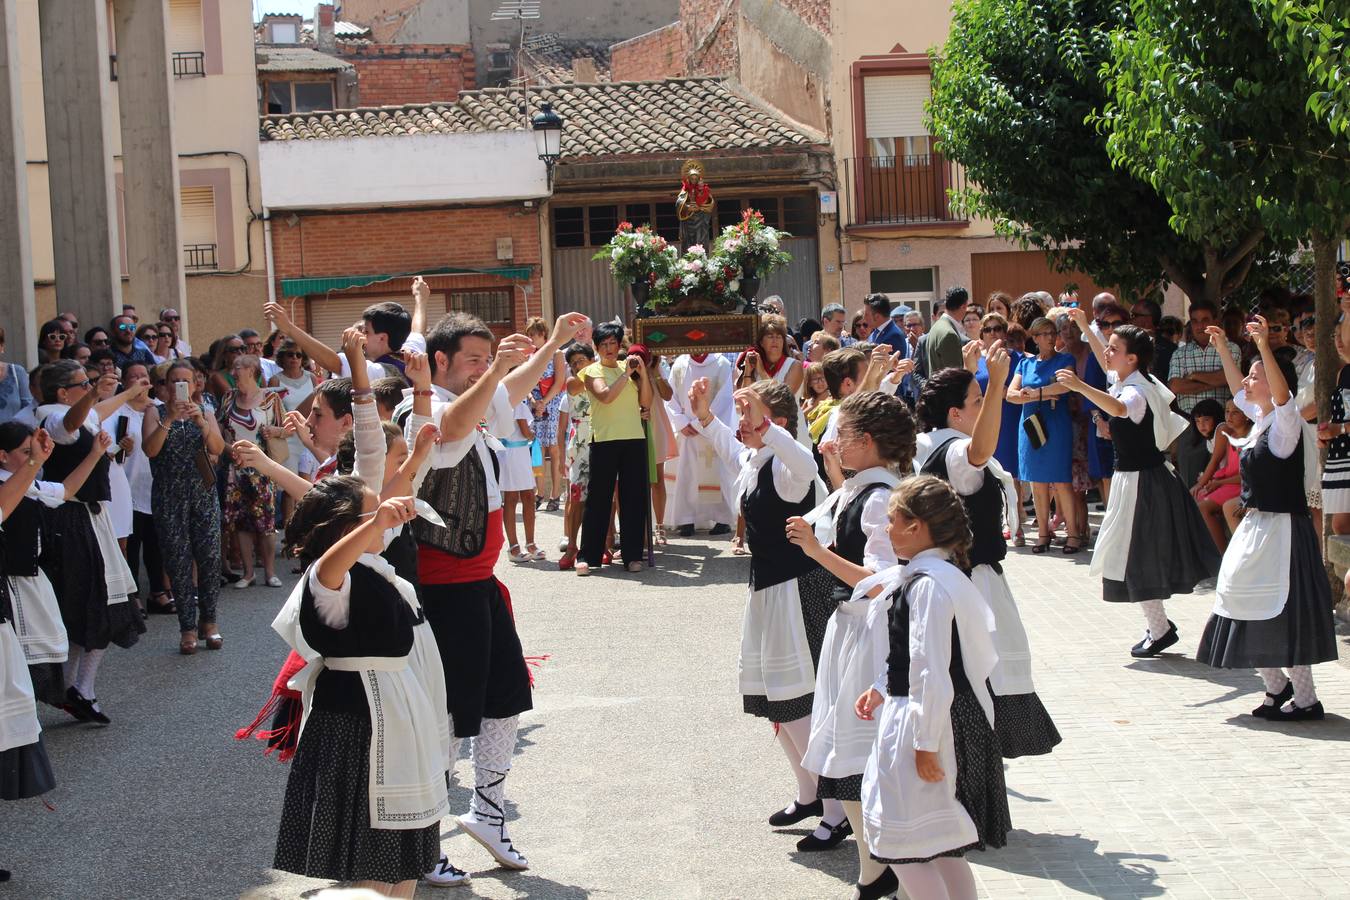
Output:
(842, 155), (967, 229)
(184, 243), (218, 271)
(172, 51), (206, 78)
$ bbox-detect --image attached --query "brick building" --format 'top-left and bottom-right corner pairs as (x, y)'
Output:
(336, 42), (476, 106)
(259, 77), (832, 334)
(610, 24), (686, 82)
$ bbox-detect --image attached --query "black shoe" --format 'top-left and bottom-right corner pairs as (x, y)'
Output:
(1268, 700), (1325, 721)
(64, 687), (110, 725)
(676, 524), (695, 537)
(769, 799), (823, 827)
(1130, 620), (1178, 658)
(795, 817), (852, 852)
(855, 866), (899, 900)
(1251, 681), (1294, 718)
(709, 523), (732, 536)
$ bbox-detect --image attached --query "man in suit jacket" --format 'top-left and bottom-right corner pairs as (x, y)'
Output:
(924, 285), (970, 374)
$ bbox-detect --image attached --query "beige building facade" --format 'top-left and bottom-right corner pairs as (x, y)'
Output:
(16, 0), (265, 351)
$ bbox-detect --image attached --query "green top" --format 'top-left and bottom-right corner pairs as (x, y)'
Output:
(582, 361), (645, 443)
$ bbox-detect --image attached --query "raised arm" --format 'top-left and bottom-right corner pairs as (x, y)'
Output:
(439, 335), (530, 442)
(0, 429), (53, 519)
(315, 497), (415, 591)
(968, 343), (1010, 466)
(1248, 316), (1289, 406)
(265, 301), (342, 377)
(1057, 306), (1107, 372)
(94, 380), (150, 425)
(1054, 367), (1127, 418)
(232, 440), (312, 502)
(501, 313), (588, 406)
(409, 276), (429, 339)
(1203, 325), (1244, 397)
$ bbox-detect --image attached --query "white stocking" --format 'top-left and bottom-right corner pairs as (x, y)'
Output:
(75, 648), (105, 703)
(934, 857), (978, 900)
(1288, 665), (1317, 708)
(469, 715), (518, 835)
(777, 717), (818, 806)
(843, 800), (886, 886)
(63, 646), (83, 691)
(1140, 600), (1169, 639)
(892, 862), (951, 900)
(1257, 667), (1290, 703)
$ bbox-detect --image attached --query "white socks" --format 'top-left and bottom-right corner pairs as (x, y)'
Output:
(64, 645), (105, 706)
(1140, 600), (1169, 639)
(1289, 665), (1317, 708)
(777, 717), (818, 807)
(891, 858), (977, 900)
(1257, 668), (1290, 703)
(468, 715), (518, 829)
(843, 800), (886, 886)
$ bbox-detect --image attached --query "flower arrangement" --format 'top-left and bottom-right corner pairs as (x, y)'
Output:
(593, 221), (678, 286)
(713, 209), (792, 277)
(660, 244), (738, 309)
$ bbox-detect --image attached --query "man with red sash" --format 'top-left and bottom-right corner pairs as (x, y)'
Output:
(406, 310), (585, 885)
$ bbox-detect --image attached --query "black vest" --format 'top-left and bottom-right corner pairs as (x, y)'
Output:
(1, 495), (45, 577)
(412, 448), (490, 558)
(1239, 421), (1306, 514)
(742, 456), (817, 590)
(1109, 404), (1165, 472)
(42, 425), (110, 503)
(920, 436), (1006, 570)
(885, 575), (969, 698)
(829, 481), (891, 603)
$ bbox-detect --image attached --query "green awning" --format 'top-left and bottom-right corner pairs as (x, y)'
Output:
(281, 265), (534, 297)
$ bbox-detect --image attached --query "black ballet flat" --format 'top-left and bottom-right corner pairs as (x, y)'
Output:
(709, 523), (732, 535)
(855, 866), (899, 900)
(676, 524), (695, 537)
(64, 687), (110, 726)
(768, 799), (822, 827)
(1268, 700), (1325, 721)
(1251, 682), (1294, 718)
(795, 817), (852, 852)
(1129, 620), (1178, 658)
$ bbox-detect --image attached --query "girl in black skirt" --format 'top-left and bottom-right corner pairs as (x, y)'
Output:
(855, 475), (1009, 900)
(1054, 318), (1221, 656)
(272, 480), (450, 897)
(0, 427), (60, 884)
(687, 376), (836, 840)
(1197, 317), (1337, 720)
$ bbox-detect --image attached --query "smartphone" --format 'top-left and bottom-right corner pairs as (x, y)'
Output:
(175, 381), (190, 403)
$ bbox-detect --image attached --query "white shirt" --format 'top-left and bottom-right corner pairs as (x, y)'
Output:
(103, 405), (155, 514)
(410, 381), (514, 512)
(0, 468), (65, 508)
(810, 466), (900, 572)
(337, 357), (392, 384)
(174, 338), (192, 358)
(696, 416), (817, 506)
(1234, 388), (1301, 460)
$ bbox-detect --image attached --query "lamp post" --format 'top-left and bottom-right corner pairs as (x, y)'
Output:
(531, 102), (563, 189)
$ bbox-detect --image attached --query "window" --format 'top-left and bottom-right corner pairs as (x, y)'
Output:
(168, 0), (204, 54)
(453, 290), (513, 324)
(653, 202), (680, 242)
(587, 205), (619, 243)
(487, 45), (512, 70)
(623, 203), (653, 228)
(180, 186), (217, 272)
(293, 81), (334, 113)
(552, 206), (585, 248)
(715, 198), (744, 232)
(782, 195), (814, 236)
(863, 74), (932, 161)
(270, 23), (299, 44)
(870, 268), (934, 294)
(266, 82), (291, 114)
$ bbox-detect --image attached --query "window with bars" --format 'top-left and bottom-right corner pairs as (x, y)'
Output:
(453, 289), (513, 324)
(551, 196), (813, 248)
(180, 186), (217, 271)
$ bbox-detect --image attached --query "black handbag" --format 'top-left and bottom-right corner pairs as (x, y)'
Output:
(1022, 402), (1049, 450)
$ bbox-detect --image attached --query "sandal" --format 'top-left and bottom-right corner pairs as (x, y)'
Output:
(1062, 537), (1083, 555)
(625, 561), (644, 573)
(601, 550), (613, 565)
(147, 592), (177, 615)
(507, 545), (530, 564)
(179, 630), (199, 656)
(1031, 541), (1051, 554)
(200, 623), (223, 650)
(557, 552), (576, 571)
(732, 536), (749, 556)
(654, 525), (668, 547)
(1013, 531), (1027, 548)
(546, 498), (560, 512)
(526, 543), (546, 561)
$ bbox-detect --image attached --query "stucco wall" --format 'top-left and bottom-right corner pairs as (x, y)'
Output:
(339, 0), (470, 44)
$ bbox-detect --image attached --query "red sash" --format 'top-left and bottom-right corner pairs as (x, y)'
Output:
(417, 508), (506, 585)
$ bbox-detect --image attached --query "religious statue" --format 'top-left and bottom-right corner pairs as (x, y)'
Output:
(676, 159), (715, 252)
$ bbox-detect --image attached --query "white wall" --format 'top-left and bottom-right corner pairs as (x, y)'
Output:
(259, 130), (549, 209)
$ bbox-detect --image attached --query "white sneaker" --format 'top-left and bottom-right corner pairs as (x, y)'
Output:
(423, 855), (471, 887)
(457, 813), (529, 870)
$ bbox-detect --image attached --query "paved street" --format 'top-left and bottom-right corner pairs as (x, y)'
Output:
(4, 510), (1350, 899)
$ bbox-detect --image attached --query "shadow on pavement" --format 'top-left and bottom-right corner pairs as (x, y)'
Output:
(1223, 712), (1350, 741)
(468, 870), (592, 898)
(979, 829), (1169, 897)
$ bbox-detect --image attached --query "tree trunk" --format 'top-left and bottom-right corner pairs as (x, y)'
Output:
(1310, 232), (1341, 605)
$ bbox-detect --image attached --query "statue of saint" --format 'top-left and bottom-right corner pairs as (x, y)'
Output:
(676, 159), (715, 252)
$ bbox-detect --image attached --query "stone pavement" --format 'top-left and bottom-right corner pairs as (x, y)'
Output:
(3, 510), (1349, 899)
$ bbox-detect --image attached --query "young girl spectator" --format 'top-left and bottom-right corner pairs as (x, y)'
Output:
(690, 377), (832, 845)
(1055, 318), (1220, 657)
(524, 318), (566, 512)
(1198, 317), (1336, 720)
(801, 362), (830, 420)
(271, 483), (449, 897)
(786, 391), (914, 899)
(917, 358), (1061, 760)
(501, 398), (542, 562)
(268, 340), (322, 523)
(854, 476), (1010, 900)
(217, 354), (287, 589)
(558, 344), (595, 571)
(1191, 399), (1248, 551)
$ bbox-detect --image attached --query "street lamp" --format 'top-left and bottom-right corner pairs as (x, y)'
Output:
(531, 102), (563, 188)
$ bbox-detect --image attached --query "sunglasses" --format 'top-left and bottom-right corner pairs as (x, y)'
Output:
(1098, 320), (1125, 329)
(1298, 318), (1315, 330)
(277, 351), (300, 359)
(1268, 325), (1287, 333)
(224, 345), (243, 353)
(117, 323), (135, 332)
(981, 325), (1007, 335)
(62, 379), (92, 390)
(158, 332), (173, 339)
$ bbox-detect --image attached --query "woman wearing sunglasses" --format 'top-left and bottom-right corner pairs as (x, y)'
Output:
(973, 312), (1026, 545)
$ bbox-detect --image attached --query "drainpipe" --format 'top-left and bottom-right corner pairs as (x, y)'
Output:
(263, 206), (276, 307)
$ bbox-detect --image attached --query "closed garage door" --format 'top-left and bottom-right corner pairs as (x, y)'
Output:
(971, 250), (1118, 307)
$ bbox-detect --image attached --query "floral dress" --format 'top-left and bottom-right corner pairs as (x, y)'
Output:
(217, 392), (280, 534)
(566, 389), (593, 503)
(532, 358), (563, 446)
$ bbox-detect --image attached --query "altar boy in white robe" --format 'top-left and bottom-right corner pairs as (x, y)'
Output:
(665, 352), (736, 536)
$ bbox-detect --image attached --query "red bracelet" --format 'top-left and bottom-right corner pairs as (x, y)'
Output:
(412, 389), (434, 397)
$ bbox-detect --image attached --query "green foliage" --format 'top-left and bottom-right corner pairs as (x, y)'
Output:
(1260, 0), (1350, 136)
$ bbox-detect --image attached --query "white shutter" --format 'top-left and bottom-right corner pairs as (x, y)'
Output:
(306, 292), (449, 352)
(168, 0), (204, 53)
(864, 74), (931, 139)
(180, 186), (216, 245)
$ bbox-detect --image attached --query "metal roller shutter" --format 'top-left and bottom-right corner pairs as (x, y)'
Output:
(304, 292), (449, 352)
(179, 186), (215, 245)
(864, 74), (931, 139)
(168, 0), (204, 54)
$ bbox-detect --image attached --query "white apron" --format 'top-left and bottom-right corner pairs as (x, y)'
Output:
(0, 622), (40, 753)
(970, 564), (1034, 695)
(88, 502), (136, 605)
(739, 577), (815, 702)
(10, 576), (68, 664)
(273, 555), (451, 830)
(801, 571), (897, 780)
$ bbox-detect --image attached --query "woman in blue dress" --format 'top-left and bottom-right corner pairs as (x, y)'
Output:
(972, 312), (1025, 545)
(1006, 317), (1079, 553)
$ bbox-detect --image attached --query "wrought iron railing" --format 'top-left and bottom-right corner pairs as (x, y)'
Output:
(184, 243), (218, 271)
(841, 155), (967, 227)
(172, 51), (206, 78)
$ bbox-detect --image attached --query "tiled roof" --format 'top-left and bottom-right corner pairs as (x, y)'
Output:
(256, 44), (353, 73)
(259, 77), (822, 159)
(519, 38), (612, 84)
